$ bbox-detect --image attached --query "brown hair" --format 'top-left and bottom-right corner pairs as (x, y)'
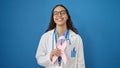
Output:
(45, 4), (78, 34)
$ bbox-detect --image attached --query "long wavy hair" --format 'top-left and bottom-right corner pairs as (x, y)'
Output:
(45, 4), (78, 34)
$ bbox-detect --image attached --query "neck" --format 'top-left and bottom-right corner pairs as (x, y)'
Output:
(56, 24), (67, 36)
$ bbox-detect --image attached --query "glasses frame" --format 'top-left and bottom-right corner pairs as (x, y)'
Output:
(53, 10), (67, 16)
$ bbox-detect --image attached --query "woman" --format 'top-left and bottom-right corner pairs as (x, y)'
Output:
(36, 4), (85, 68)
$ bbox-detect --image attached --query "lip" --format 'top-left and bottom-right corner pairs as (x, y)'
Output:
(56, 18), (64, 22)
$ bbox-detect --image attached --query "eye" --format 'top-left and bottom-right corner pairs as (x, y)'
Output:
(53, 10), (67, 16)
(60, 10), (66, 14)
(53, 11), (59, 15)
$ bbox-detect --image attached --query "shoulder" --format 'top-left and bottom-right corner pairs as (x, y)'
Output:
(69, 30), (82, 41)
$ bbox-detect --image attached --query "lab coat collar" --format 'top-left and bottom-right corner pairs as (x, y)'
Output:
(49, 29), (77, 38)
(49, 29), (77, 43)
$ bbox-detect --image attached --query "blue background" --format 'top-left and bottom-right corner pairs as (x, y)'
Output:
(0, 0), (120, 68)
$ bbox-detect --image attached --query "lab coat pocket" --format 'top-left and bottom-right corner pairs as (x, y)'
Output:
(71, 47), (76, 58)
(71, 50), (76, 58)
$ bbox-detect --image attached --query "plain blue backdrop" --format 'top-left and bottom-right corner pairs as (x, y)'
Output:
(0, 0), (120, 68)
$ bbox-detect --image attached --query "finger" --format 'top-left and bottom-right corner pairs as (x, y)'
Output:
(56, 49), (62, 54)
(57, 48), (61, 51)
(55, 51), (61, 56)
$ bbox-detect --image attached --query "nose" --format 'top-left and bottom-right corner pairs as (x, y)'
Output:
(58, 12), (62, 17)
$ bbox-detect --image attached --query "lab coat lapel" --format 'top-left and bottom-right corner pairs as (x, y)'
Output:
(69, 30), (76, 45)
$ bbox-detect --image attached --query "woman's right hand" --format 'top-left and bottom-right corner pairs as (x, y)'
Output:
(50, 48), (62, 61)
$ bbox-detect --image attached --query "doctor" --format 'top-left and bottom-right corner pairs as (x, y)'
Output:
(35, 4), (85, 68)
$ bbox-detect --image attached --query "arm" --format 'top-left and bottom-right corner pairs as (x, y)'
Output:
(77, 35), (85, 68)
(35, 35), (52, 67)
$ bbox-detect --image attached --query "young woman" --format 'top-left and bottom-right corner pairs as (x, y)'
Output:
(36, 4), (85, 68)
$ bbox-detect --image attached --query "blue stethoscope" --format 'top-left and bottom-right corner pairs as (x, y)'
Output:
(52, 28), (71, 50)
(52, 28), (71, 66)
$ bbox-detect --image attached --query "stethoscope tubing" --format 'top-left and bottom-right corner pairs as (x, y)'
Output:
(52, 29), (71, 50)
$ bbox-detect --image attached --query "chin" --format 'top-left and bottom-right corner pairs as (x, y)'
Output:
(57, 23), (66, 26)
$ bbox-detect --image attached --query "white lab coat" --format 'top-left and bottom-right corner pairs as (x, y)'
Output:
(35, 29), (85, 68)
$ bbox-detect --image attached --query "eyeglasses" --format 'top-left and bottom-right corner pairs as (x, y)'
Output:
(53, 10), (67, 16)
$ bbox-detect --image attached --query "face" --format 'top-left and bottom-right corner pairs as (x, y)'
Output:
(53, 6), (68, 26)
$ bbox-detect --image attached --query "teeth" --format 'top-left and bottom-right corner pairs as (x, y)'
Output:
(58, 19), (62, 20)
(57, 18), (63, 21)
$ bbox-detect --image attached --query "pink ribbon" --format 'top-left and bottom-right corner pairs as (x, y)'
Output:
(52, 36), (67, 64)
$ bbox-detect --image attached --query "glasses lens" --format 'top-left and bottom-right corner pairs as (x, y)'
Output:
(53, 10), (66, 16)
(60, 10), (66, 15)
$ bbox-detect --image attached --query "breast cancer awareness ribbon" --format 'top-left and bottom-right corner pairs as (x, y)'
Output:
(52, 36), (67, 64)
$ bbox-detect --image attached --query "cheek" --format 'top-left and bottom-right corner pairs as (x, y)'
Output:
(64, 15), (68, 21)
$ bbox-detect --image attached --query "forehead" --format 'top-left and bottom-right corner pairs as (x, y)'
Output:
(54, 6), (66, 11)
